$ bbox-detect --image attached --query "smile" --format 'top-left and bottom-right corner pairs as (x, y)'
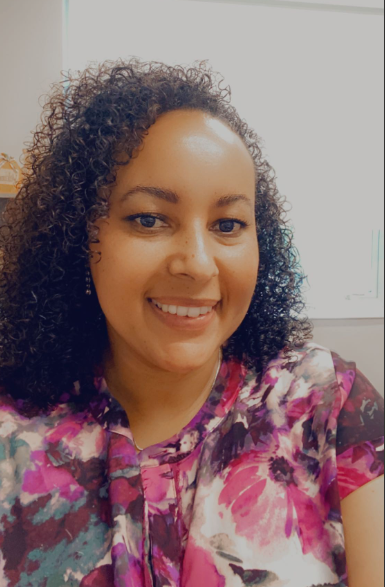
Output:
(151, 299), (215, 317)
(147, 298), (219, 331)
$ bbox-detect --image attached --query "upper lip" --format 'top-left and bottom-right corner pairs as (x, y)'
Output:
(149, 297), (220, 308)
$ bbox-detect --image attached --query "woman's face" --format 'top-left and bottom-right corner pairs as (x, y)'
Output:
(90, 109), (259, 373)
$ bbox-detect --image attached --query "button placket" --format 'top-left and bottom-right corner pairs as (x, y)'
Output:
(141, 463), (182, 586)
(107, 431), (146, 585)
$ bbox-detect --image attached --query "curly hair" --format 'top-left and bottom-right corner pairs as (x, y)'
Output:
(0, 57), (313, 413)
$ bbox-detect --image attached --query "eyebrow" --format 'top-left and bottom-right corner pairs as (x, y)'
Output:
(119, 185), (254, 209)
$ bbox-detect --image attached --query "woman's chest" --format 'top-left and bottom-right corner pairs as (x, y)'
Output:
(0, 417), (346, 587)
(1, 456), (346, 587)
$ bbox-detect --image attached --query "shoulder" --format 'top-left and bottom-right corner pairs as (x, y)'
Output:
(0, 390), (28, 438)
(0, 387), (80, 464)
(236, 341), (362, 433)
(0, 391), (34, 504)
(284, 340), (354, 384)
(0, 387), (99, 505)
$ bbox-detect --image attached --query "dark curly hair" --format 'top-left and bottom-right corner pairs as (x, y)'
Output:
(0, 57), (313, 413)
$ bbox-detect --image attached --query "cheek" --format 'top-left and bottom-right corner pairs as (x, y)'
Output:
(222, 245), (259, 318)
(234, 262), (259, 306)
(89, 233), (156, 309)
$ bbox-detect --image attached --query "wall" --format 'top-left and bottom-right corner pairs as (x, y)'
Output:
(0, 0), (383, 395)
(0, 0), (63, 162)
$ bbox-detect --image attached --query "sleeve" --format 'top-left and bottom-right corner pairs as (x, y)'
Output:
(332, 352), (384, 501)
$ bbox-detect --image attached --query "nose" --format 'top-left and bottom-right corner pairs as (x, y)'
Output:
(168, 221), (219, 281)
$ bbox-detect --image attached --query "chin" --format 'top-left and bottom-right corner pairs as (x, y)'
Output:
(153, 349), (211, 369)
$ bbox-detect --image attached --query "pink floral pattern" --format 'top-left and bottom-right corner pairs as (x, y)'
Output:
(0, 342), (383, 586)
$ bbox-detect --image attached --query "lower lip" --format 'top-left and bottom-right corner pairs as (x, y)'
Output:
(148, 299), (219, 331)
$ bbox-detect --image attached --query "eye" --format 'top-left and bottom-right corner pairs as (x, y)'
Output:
(130, 214), (166, 229)
(216, 219), (249, 234)
(125, 214), (250, 235)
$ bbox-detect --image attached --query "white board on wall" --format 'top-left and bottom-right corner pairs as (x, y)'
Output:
(182, 0), (384, 11)
(272, 0), (383, 7)
(66, 0), (384, 319)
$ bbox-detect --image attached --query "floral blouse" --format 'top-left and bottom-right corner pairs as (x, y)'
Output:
(0, 341), (384, 587)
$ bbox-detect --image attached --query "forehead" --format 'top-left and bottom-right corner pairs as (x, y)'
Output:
(147, 109), (247, 148)
(114, 110), (256, 194)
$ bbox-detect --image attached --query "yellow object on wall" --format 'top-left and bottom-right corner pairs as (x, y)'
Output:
(0, 153), (22, 195)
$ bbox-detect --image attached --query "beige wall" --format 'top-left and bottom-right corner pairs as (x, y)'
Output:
(1, 0), (383, 396)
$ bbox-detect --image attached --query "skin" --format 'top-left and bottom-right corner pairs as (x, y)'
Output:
(341, 475), (384, 587)
(89, 108), (385, 584)
(89, 109), (259, 449)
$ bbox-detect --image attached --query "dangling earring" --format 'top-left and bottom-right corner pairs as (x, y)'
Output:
(85, 267), (92, 296)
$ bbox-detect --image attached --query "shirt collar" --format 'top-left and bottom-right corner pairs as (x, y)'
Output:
(88, 355), (248, 467)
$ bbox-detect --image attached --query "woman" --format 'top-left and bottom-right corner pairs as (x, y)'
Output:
(0, 58), (383, 587)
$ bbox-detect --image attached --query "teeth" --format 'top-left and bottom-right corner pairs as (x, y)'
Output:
(152, 300), (213, 317)
(187, 307), (201, 318)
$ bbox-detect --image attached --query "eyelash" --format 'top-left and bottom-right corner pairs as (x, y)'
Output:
(125, 214), (250, 236)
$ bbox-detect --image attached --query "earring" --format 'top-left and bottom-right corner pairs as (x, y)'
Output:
(85, 267), (92, 296)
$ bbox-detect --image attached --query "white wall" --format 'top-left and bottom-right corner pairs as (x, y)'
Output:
(0, 0), (383, 395)
(66, 0), (384, 324)
(0, 0), (63, 162)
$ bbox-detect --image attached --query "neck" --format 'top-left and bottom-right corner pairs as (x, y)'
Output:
(102, 342), (222, 449)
